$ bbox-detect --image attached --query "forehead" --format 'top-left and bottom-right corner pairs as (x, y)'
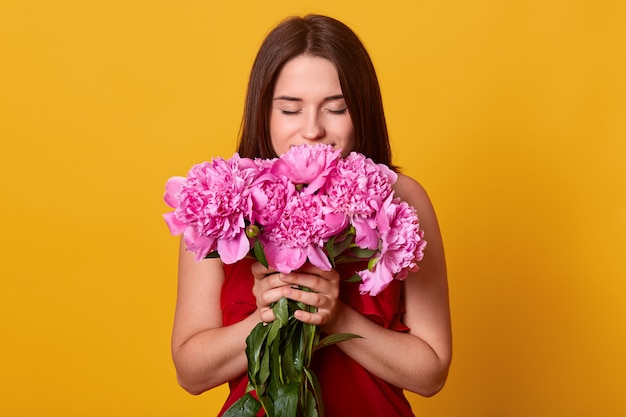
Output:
(273, 55), (342, 95)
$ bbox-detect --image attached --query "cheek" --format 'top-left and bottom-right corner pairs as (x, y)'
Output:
(269, 114), (289, 154)
(345, 122), (356, 139)
(340, 120), (356, 146)
(269, 109), (295, 135)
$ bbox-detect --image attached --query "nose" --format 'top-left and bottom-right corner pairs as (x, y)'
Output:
(300, 113), (325, 140)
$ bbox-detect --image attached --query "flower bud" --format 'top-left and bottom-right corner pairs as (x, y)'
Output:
(367, 257), (379, 271)
(245, 224), (260, 238)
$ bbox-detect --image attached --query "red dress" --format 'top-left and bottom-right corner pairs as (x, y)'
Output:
(218, 257), (415, 417)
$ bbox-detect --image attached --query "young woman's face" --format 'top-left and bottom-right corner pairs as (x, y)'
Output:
(270, 55), (355, 157)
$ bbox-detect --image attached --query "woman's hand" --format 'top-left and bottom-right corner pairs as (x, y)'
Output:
(251, 262), (284, 323)
(280, 263), (341, 326)
(251, 262), (341, 326)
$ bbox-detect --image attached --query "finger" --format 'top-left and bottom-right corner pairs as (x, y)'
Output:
(293, 309), (323, 325)
(259, 307), (276, 323)
(251, 261), (277, 277)
(254, 273), (291, 300)
(255, 272), (281, 288)
(257, 285), (289, 309)
(289, 265), (340, 282)
(283, 286), (328, 310)
(280, 273), (340, 300)
(279, 272), (323, 290)
(297, 263), (339, 280)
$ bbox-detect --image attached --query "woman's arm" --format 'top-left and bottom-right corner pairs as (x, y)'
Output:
(171, 239), (299, 395)
(280, 174), (452, 396)
(170, 239), (260, 395)
(172, 173), (451, 396)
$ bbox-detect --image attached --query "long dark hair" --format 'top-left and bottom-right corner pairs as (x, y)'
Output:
(237, 14), (395, 169)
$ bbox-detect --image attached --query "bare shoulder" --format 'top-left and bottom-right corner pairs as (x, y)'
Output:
(392, 173), (443, 254)
(393, 173), (433, 211)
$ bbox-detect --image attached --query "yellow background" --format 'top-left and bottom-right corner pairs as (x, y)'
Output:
(1, 1), (624, 416)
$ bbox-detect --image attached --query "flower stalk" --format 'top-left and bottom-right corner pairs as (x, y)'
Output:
(224, 294), (358, 417)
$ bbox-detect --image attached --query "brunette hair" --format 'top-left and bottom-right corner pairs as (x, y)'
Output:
(237, 14), (395, 169)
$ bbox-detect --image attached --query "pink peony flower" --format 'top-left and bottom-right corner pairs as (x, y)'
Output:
(357, 195), (426, 296)
(271, 144), (341, 194)
(163, 144), (425, 297)
(261, 192), (348, 273)
(249, 170), (295, 227)
(162, 154), (260, 263)
(164, 144), (428, 417)
(321, 151), (397, 218)
(351, 215), (380, 250)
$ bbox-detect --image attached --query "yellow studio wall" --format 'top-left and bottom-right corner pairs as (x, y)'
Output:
(1, 1), (624, 416)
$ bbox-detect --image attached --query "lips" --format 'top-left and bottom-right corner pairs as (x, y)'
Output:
(290, 142), (337, 149)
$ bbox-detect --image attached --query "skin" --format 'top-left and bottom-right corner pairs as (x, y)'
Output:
(270, 55), (355, 157)
(171, 54), (452, 398)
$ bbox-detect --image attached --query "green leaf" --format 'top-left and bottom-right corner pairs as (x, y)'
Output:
(221, 393), (262, 417)
(304, 367), (324, 417)
(241, 291), (326, 417)
(273, 383), (299, 417)
(302, 322), (317, 368)
(281, 337), (297, 382)
(204, 251), (220, 259)
(271, 336), (284, 386)
(273, 297), (289, 325)
(266, 317), (281, 347)
(287, 323), (304, 375)
(262, 395), (275, 417)
(257, 337), (271, 395)
(325, 226), (356, 265)
(253, 239), (268, 268)
(305, 390), (319, 417)
(265, 332), (281, 395)
(246, 323), (269, 390)
(325, 237), (337, 265)
(344, 273), (362, 283)
(314, 333), (363, 352)
(333, 256), (368, 265)
(349, 247), (378, 258)
(332, 234), (355, 258)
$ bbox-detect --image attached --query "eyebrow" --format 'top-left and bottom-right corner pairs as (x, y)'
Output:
(273, 94), (345, 102)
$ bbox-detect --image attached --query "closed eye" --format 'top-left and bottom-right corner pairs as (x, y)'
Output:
(280, 109), (301, 115)
(328, 107), (348, 115)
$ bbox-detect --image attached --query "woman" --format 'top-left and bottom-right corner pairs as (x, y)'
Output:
(171, 14), (452, 416)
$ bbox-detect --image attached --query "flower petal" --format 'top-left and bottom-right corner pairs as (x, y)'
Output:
(322, 212), (348, 238)
(183, 227), (215, 261)
(307, 245), (332, 271)
(217, 232), (250, 264)
(358, 266), (393, 296)
(352, 217), (379, 250)
(163, 176), (185, 208)
(163, 212), (187, 236)
(272, 144), (340, 194)
(264, 242), (306, 273)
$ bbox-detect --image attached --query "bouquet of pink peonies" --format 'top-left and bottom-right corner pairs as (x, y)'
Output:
(163, 144), (426, 417)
